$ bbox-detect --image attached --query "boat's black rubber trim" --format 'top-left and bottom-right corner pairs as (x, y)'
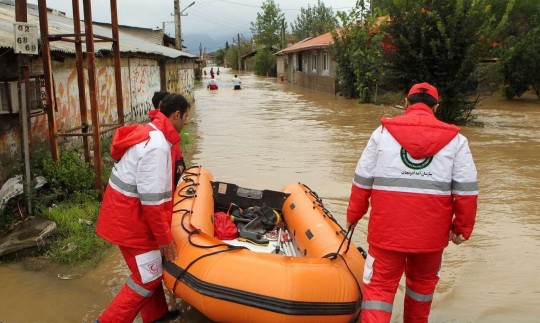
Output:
(164, 260), (360, 315)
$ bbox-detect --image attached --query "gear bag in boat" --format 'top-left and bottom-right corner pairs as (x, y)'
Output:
(211, 182), (287, 245)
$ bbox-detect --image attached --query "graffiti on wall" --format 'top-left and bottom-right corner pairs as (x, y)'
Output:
(27, 62), (132, 142)
(0, 58), (194, 159)
(166, 64), (194, 101)
(128, 63), (161, 123)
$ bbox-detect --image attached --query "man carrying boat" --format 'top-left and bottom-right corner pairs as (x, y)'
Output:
(347, 82), (478, 322)
(96, 94), (191, 323)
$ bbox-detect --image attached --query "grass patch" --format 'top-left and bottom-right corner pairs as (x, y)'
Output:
(42, 193), (109, 267)
(181, 122), (195, 155)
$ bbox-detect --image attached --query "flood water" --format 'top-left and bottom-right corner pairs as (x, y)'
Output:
(1, 68), (539, 322)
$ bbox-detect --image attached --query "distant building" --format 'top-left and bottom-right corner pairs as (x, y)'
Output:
(275, 32), (336, 94)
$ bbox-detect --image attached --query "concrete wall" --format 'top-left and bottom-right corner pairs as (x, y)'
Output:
(165, 59), (195, 101)
(295, 71), (336, 95)
(276, 56), (285, 82)
(0, 55), (195, 182)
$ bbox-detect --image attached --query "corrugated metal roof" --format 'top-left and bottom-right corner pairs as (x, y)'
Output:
(275, 32), (334, 55)
(0, 1), (197, 58)
(94, 23), (165, 46)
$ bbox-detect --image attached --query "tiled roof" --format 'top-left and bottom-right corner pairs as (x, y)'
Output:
(275, 32), (334, 55)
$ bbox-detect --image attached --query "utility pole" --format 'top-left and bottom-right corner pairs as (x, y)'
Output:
(237, 33), (241, 71)
(199, 42), (203, 77)
(281, 19), (285, 49)
(199, 42), (203, 61)
(15, 0), (32, 216)
(174, 0), (181, 49)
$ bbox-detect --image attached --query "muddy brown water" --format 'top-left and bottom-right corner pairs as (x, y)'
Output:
(1, 69), (539, 322)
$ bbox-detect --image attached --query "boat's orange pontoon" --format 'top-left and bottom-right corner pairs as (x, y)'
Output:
(163, 166), (365, 323)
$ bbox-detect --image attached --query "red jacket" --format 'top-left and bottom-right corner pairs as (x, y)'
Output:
(347, 104), (478, 252)
(96, 112), (180, 249)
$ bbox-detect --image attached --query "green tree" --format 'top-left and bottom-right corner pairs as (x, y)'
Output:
(488, 0), (530, 44)
(214, 48), (226, 66)
(382, 0), (497, 124)
(291, 0), (338, 42)
(495, 0), (540, 98)
(332, 1), (387, 101)
(225, 36), (253, 70)
(253, 49), (277, 76)
(501, 25), (540, 98)
(250, 0), (286, 49)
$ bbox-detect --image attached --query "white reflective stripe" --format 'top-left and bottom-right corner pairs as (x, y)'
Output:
(109, 172), (139, 197)
(110, 167), (172, 204)
(452, 180), (479, 195)
(353, 174), (374, 188)
(361, 300), (393, 313)
(126, 277), (154, 297)
(406, 287), (433, 302)
(139, 191), (172, 204)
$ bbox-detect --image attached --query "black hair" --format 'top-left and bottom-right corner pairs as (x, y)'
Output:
(160, 93), (190, 118)
(407, 93), (438, 108)
(151, 91), (169, 109)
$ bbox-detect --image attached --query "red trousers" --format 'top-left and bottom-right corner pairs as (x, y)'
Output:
(99, 246), (168, 323)
(360, 245), (442, 323)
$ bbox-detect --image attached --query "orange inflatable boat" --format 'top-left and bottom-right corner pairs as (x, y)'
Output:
(163, 166), (366, 323)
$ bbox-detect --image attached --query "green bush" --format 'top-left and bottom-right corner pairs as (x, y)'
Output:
(253, 49), (277, 76)
(37, 149), (97, 199)
(501, 26), (540, 99)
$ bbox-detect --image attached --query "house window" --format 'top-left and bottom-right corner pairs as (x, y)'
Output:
(323, 52), (328, 71)
(0, 78), (45, 114)
(311, 53), (317, 73)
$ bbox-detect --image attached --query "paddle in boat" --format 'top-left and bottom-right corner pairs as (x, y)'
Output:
(163, 166), (366, 323)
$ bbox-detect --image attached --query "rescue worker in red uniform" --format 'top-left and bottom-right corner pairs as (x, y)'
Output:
(96, 94), (191, 323)
(347, 82), (478, 322)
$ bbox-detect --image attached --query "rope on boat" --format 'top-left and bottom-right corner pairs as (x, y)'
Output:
(300, 182), (364, 313)
(170, 166), (249, 294)
(322, 224), (363, 316)
(299, 183), (342, 230)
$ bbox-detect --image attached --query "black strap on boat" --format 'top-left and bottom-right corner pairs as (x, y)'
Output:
(300, 183), (342, 228)
(170, 166), (251, 294)
(320, 225), (363, 318)
(171, 212), (248, 293)
(171, 241), (248, 294)
(173, 168), (201, 208)
(322, 224), (355, 261)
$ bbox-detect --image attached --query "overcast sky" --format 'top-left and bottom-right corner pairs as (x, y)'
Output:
(27, 0), (359, 41)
